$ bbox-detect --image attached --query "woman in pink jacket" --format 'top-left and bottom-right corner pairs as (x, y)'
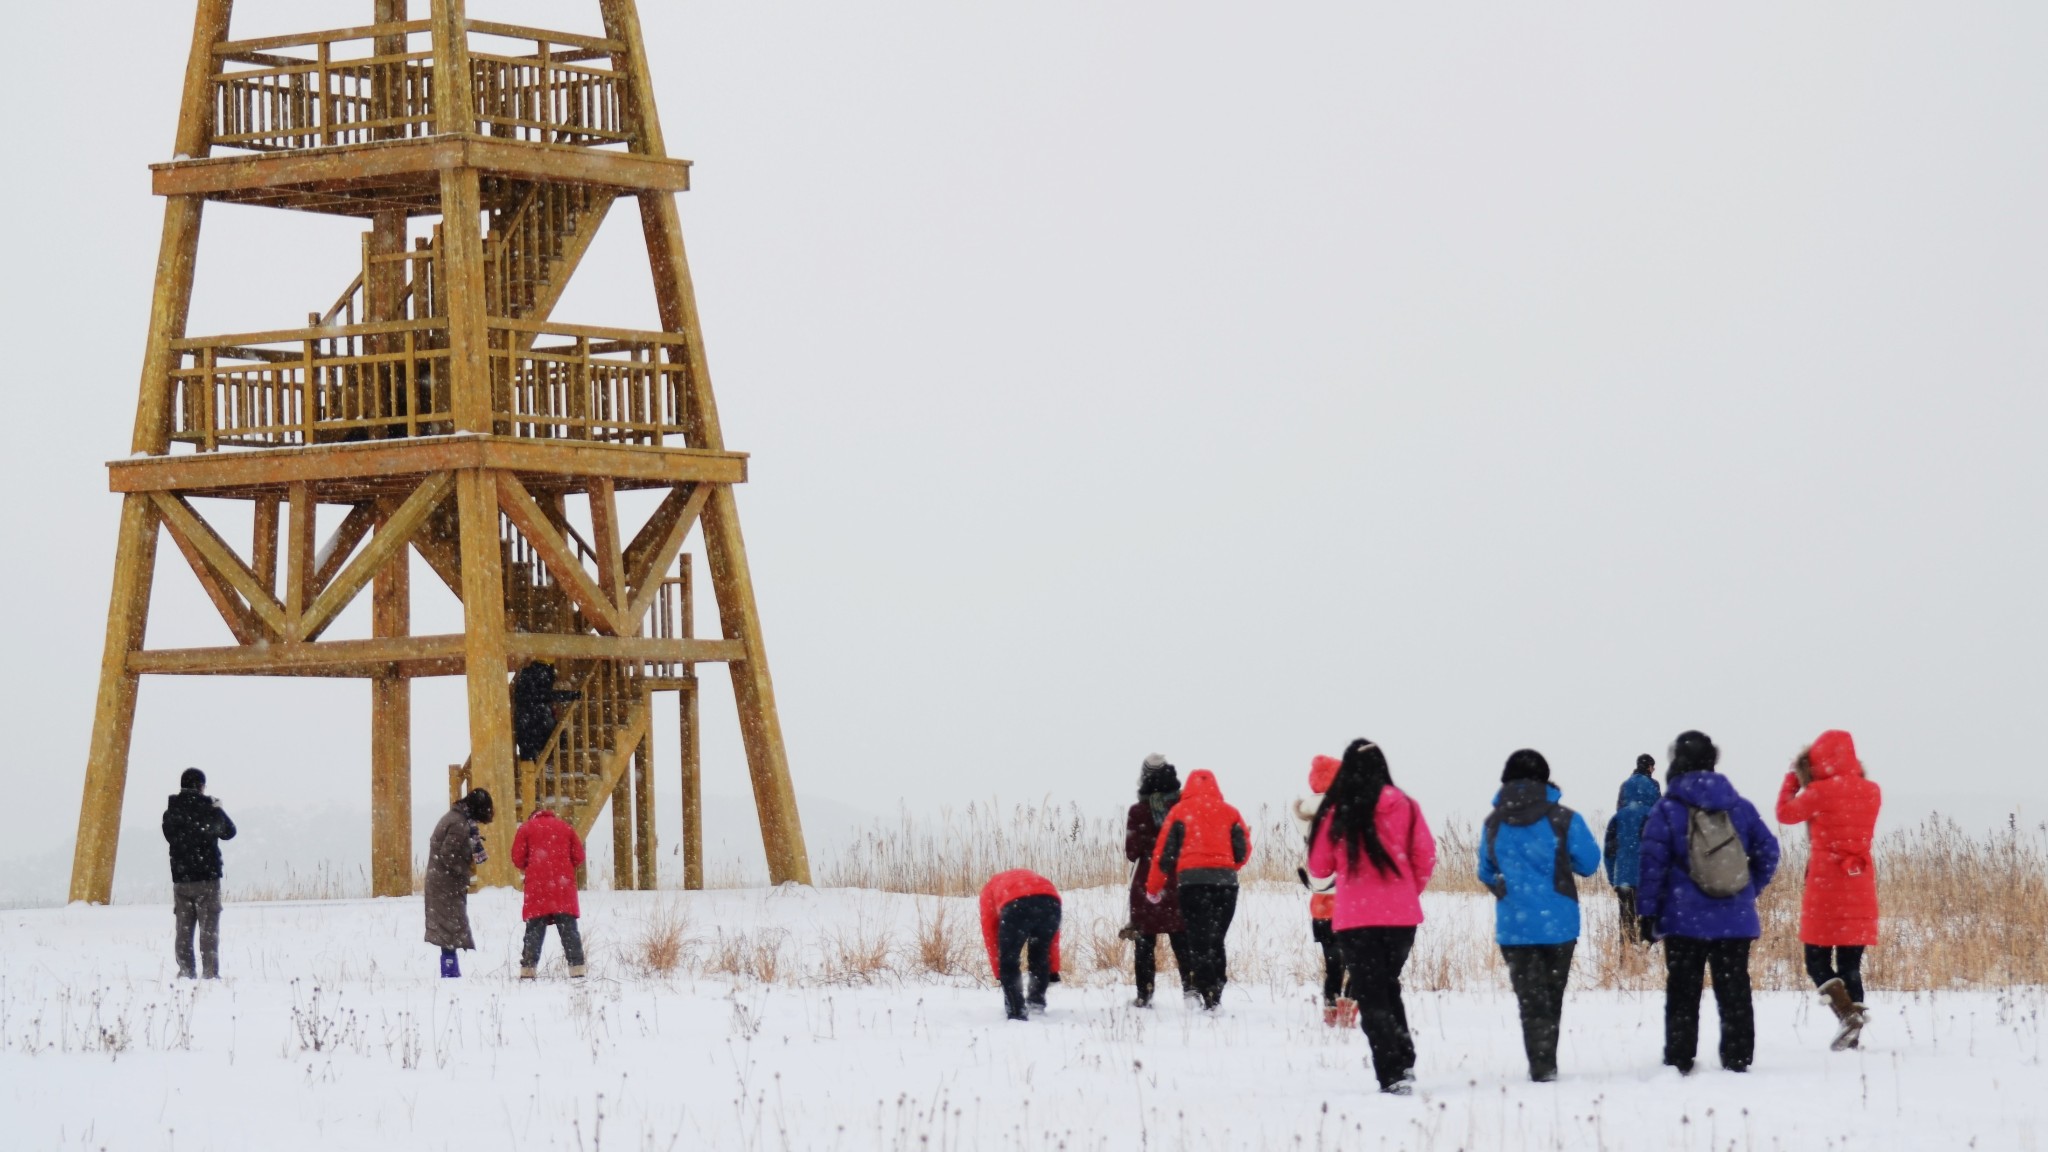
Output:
(1307, 738), (1437, 1095)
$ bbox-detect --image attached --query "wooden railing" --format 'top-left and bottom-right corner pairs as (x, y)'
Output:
(210, 21), (630, 153)
(169, 319), (453, 449)
(490, 320), (693, 445)
(168, 318), (691, 450)
(643, 564), (696, 679)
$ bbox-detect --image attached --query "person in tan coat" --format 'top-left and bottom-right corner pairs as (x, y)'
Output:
(425, 789), (494, 977)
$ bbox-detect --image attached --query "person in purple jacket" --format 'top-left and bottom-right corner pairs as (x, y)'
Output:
(1635, 730), (1780, 1075)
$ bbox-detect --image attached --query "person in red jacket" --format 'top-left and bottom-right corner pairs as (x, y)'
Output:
(1146, 769), (1251, 1010)
(979, 870), (1062, 1020)
(1777, 730), (1882, 1050)
(511, 804), (588, 980)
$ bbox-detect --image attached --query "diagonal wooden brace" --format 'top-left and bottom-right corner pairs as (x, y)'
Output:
(496, 472), (629, 635)
(296, 472), (453, 642)
(623, 483), (711, 633)
(150, 492), (292, 638)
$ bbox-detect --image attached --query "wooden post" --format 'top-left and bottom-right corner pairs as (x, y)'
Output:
(440, 169), (490, 433)
(604, 0), (810, 885)
(633, 717), (656, 888)
(456, 469), (515, 885)
(680, 676), (701, 890)
(252, 495), (280, 596)
(69, 497), (162, 904)
(369, 498), (413, 896)
(610, 761), (634, 890)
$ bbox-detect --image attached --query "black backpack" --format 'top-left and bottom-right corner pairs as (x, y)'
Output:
(1482, 803), (1579, 902)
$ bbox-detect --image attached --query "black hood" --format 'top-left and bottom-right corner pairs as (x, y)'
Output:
(1495, 778), (1556, 826)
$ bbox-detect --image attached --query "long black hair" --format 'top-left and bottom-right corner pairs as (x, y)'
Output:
(1313, 738), (1400, 877)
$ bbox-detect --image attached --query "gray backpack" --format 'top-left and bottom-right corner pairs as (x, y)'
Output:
(1686, 807), (1750, 898)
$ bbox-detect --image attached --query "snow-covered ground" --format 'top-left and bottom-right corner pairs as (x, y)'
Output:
(2, 886), (2041, 1150)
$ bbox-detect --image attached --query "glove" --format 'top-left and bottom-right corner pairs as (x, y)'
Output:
(1048, 972), (1061, 984)
(1297, 867), (1312, 890)
(1638, 916), (1659, 943)
(1145, 890), (1163, 905)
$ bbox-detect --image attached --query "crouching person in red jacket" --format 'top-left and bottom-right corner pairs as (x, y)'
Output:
(979, 870), (1062, 1021)
(511, 804), (588, 979)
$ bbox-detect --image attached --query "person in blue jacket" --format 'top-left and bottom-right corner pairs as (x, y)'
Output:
(1603, 754), (1661, 942)
(1476, 749), (1601, 1083)
(1636, 730), (1780, 1075)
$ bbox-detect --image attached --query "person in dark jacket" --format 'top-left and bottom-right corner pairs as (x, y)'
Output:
(1145, 770), (1252, 1010)
(1123, 754), (1189, 1007)
(425, 789), (494, 977)
(980, 870), (1062, 1020)
(162, 768), (236, 979)
(1636, 731), (1780, 1074)
(1476, 750), (1601, 1082)
(1604, 755), (1661, 943)
(511, 662), (580, 762)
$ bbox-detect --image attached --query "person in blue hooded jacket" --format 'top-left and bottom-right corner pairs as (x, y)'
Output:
(1476, 749), (1601, 1083)
(1603, 754), (1661, 943)
(1636, 730), (1780, 1075)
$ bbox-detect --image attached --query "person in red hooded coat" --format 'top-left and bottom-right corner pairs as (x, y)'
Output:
(511, 805), (588, 979)
(980, 869), (1062, 1020)
(1146, 770), (1251, 1010)
(1776, 729), (1881, 1050)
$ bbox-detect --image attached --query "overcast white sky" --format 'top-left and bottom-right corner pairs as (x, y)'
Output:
(2, 3), (2044, 890)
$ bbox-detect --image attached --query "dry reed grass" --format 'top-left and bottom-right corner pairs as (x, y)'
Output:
(823, 802), (2047, 993)
(631, 900), (691, 976)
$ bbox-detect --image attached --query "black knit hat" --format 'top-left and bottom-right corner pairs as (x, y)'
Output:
(1635, 754), (1655, 775)
(463, 788), (495, 824)
(1138, 753), (1180, 796)
(1668, 731), (1719, 776)
(1501, 749), (1550, 784)
(179, 767), (206, 791)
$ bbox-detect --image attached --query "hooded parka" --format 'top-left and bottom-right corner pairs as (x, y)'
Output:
(511, 808), (586, 920)
(1776, 730), (1881, 946)
(1145, 770), (1251, 897)
(1636, 770), (1780, 940)
(1603, 772), (1660, 889)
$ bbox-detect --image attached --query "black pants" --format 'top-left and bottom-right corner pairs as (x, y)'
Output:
(1337, 926), (1417, 1089)
(1614, 887), (1639, 942)
(997, 894), (1062, 1019)
(1664, 937), (1755, 1070)
(1501, 941), (1576, 1079)
(1312, 919), (1345, 1004)
(1133, 931), (1190, 1003)
(520, 914), (586, 969)
(1178, 884), (1239, 1008)
(173, 880), (223, 979)
(1804, 944), (1867, 1004)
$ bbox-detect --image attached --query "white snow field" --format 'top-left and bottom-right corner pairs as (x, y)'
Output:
(2, 885), (2041, 1151)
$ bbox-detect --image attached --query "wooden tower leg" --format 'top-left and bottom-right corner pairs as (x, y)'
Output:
(607, 0), (810, 885)
(633, 722), (656, 889)
(69, 496), (162, 904)
(369, 500), (413, 896)
(680, 677), (702, 890)
(610, 768), (634, 890)
(456, 469), (515, 885)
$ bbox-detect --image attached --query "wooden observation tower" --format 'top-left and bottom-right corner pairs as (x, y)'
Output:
(70, 0), (810, 901)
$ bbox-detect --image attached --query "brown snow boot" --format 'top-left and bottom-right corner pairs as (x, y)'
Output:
(569, 965), (588, 980)
(1818, 978), (1863, 1050)
(519, 967), (537, 981)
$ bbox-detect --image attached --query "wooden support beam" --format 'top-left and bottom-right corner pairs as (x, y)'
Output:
(109, 435), (747, 495)
(161, 513), (266, 645)
(370, 493), (413, 898)
(285, 482), (315, 624)
(440, 171), (490, 433)
(151, 137), (692, 207)
(633, 718), (656, 889)
(130, 634), (466, 677)
(70, 496), (163, 904)
(588, 477), (626, 607)
(495, 472), (625, 635)
(411, 497), (464, 596)
(456, 468), (516, 885)
(623, 482), (710, 631)
(252, 494), (280, 596)
(679, 677), (702, 890)
(149, 492), (291, 637)
(311, 502), (378, 596)
(504, 633), (743, 665)
(611, 762), (634, 891)
(132, 0), (236, 455)
(296, 473), (451, 641)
